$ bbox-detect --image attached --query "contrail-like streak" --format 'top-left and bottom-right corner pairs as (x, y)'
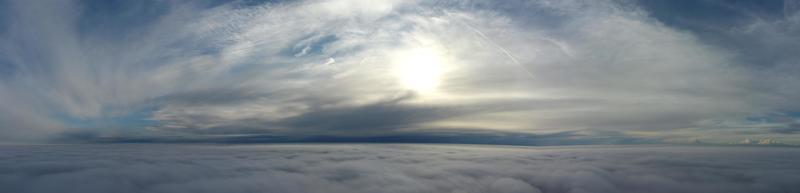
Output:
(457, 20), (536, 80)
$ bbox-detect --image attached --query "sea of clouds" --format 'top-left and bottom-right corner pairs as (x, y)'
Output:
(0, 144), (798, 193)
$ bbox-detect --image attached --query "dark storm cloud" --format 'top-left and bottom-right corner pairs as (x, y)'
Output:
(0, 144), (799, 193)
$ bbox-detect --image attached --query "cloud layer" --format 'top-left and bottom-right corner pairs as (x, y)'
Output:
(1, 144), (799, 193)
(1, 0), (800, 144)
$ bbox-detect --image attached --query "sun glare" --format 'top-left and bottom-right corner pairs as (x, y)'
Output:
(392, 47), (444, 93)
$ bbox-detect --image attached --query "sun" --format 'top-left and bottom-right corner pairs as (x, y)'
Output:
(391, 47), (444, 93)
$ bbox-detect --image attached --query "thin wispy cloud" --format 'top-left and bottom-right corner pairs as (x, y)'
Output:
(0, 0), (799, 144)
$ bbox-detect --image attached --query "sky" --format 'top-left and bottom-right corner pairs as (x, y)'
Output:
(0, 0), (799, 145)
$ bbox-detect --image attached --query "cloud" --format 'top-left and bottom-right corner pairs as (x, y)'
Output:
(53, 129), (658, 146)
(0, 87), (63, 141)
(771, 124), (800, 134)
(1, 0), (800, 143)
(0, 144), (799, 193)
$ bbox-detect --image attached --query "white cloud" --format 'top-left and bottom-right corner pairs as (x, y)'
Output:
(0, 0), (799, 143)
(0, 144), (798, 193)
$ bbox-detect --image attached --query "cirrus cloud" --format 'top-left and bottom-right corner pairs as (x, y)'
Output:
(0, 0), (799, 144)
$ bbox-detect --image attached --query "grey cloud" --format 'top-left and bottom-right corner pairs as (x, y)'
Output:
(770, 123), (800, 134)
(158, 87), (268, 106)
(634, 0), (800, 109)
(269, 93), (565, 134)
(0, 85), (63, 141)
(151, 92), (601, 136)
(52, 129), (656, 146)
(279, 95), (457, 133)
(1, 0), (800, 144)
(0, 144), (799, 193)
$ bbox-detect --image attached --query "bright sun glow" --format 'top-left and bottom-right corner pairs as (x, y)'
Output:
(392, 47), (444, 93)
